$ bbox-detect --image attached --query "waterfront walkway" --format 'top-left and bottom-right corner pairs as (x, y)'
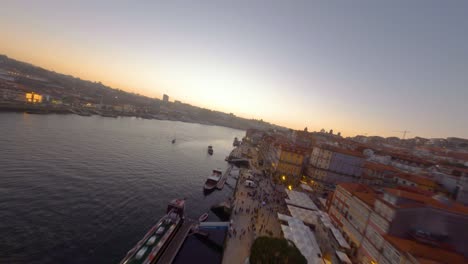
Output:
(222, 146), (286, 264)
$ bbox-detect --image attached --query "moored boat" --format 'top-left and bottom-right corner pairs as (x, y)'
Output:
(203, 169), (222, 191)
(207, 146), (213, 155)
(198, 213), (209, 222)
(25, 109), (49, 114)
(120, 198), (185, 264)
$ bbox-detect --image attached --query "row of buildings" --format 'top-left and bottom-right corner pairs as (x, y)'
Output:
(327, 183), (467, 263)
(243, 128), (468, 263)
(247, 128), (468, 205)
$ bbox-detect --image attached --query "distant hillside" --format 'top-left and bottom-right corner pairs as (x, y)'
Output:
(0, 54), (287, 131)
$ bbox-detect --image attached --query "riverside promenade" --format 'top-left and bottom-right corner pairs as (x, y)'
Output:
(222, 146), (287, 264)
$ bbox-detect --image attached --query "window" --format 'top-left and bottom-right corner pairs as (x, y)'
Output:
(383, 242), (401, 264)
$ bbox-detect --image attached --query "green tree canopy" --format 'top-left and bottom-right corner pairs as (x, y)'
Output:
(250, 236), (307, 264)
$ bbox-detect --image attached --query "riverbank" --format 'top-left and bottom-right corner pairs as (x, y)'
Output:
(222, 145), (287, 264)
(0, 101), (281, 132)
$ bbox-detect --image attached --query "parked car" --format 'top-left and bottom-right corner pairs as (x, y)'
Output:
(244, 180), (257, 188)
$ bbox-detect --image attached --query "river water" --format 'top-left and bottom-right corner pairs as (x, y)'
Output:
(0, 113), (243, 264)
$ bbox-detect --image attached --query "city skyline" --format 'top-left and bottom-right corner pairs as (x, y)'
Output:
(1, 1), (468, 138)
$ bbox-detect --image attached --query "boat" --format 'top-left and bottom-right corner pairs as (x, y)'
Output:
(119, 198), (186, 264)
(207, 146), (213, 155)
(198, 213), (209, 222)
(25, 109), (49, 114)
(101, 112), (118, 118)
(233, 137), (240, 147)
(203, 169), (222, 191)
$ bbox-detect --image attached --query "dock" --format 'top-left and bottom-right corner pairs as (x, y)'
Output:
(216, 166), (232, 190)
(156, 219), (196, 264)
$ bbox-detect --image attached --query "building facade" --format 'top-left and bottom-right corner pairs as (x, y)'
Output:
(328, 184), (468, 264)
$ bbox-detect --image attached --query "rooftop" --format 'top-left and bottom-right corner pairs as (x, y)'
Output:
(395, 173), (438, 187)
(320, 144), (365, 158)
(364, 161), (401, 172)
(384, 188), (468, 215)
(383, 235), (466, 264)
(337, 183), (375, 195)
(287, 205), (318, 225)
(353, 191), (377, 208)
(285, 189), (319, 211)
(278, 214), (325, 264)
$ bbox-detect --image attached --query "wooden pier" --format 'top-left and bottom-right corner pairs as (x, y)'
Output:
(156, 219), (195, 264)
(216, 166), (232, 190)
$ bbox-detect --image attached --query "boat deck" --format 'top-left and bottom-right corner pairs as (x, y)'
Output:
(156, 219), (196, 264)
(123, 217), (179, 264)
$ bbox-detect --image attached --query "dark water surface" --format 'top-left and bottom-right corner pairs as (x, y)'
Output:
(0, 113), (243, 264)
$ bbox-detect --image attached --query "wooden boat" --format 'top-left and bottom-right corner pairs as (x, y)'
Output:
(208, 146), (213, 155)
(198, 213), (209, 222)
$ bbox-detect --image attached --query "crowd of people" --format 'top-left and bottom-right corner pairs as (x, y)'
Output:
(228, 166), (289, 242)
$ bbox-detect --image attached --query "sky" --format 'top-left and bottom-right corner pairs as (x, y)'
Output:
(1, 1), (467, 138)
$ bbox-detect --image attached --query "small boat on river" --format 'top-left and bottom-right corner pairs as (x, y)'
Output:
(198, 213), (209, 222)
(207, 146), (213, 155)
(203, 169), (222, 191)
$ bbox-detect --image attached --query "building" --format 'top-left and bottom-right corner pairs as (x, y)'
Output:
(387, 152), (435, 173)
(327, 183), (376, 259)
(25, 92), (42, 103)
(123, 104), (136, 113)
(380, 235), (466, 264)
(361, 189), (468, 263)
(162, 94), (169, 102)
(328, 184), (468, 264)
(393, 173), (438, 192)
(273, 144), (309, 183)
(245, 129), (265, 146)
(307, 145), (365, 189)
(455, 172), (468, 205)
(361, 162), (401, 186)
(291, 129), (315, 148)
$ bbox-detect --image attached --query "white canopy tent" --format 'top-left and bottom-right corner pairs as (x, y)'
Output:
(287, 205), (318, 226)
(300, 183), (313, 192)
(285, 189), (319, 211)
(335, 250), (352, 264)
(278, 214), (325, 264)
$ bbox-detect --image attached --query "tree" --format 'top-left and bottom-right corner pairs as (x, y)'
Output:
(250, 236), (307, 264)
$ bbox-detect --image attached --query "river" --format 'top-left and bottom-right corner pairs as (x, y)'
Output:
(0, 113), (243, 264)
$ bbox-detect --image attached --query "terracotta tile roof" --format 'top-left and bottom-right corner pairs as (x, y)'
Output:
(338, 183), (368, 193)
(384, 188), (468, 215)
(395, 173), (437, 188)
(383, 235), (467, 264)
(337, 183), (377, 207)
(380, 150), (435, 166)
(395, 186), (434, 197)
(320, 145), (365, 158)
(415, 258), (445, 264)
(353, 192), (376, 208)
(280, 144), (310, 155)
(448, 166), (468, 174)
(447, 151), (468, 161)
(364, 161), (401, 172)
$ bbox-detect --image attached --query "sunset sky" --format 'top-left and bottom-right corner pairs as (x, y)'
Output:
(1, 1), (467, 138)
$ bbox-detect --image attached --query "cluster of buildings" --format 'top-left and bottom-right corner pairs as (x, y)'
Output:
(244, 127), (468, 263)
(328, 183), (467, 264)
